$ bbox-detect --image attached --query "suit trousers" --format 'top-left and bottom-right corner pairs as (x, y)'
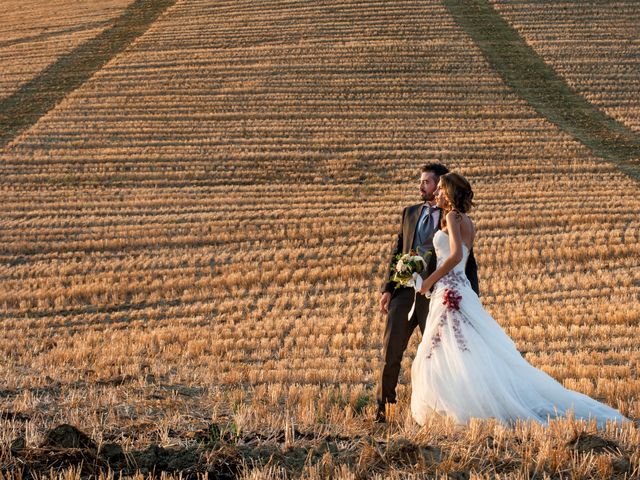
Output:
(376, 287), (430, 407)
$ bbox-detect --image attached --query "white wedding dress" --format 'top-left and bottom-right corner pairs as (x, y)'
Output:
(411, 230), (628, 427)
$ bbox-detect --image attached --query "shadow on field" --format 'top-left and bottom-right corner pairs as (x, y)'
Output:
(4, 422), (450, 479)
(444, 0), (640, 180)
(4, 422), (635, 478)
(0, 0), (176, 149)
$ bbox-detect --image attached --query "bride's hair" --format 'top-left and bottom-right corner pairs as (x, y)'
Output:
(440, 172), (474, 214)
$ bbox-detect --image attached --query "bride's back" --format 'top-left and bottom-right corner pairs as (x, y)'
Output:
(441, 211), (475, 251)
(459, 213), (475, 250)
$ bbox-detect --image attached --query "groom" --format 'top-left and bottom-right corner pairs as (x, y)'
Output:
(375, 163), (480, 423)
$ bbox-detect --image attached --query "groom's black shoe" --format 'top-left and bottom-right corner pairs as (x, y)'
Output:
(374, 403), (387, 423)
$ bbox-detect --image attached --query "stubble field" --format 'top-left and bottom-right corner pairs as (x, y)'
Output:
(1, 0), (639, 478)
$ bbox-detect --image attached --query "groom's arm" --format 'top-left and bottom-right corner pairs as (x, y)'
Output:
(380, 207), (407, 294)
(466, 248), (480, 296)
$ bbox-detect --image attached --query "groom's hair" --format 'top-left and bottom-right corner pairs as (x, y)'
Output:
(421, 163), (449, 179)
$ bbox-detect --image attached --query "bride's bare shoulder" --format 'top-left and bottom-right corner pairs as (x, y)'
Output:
(445, 210), (463, 222)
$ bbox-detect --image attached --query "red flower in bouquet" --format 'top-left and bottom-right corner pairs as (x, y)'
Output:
(443, 288), (462, 311)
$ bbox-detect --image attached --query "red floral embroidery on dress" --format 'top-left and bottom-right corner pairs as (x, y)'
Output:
(443, 288), (462, 310)
(426, 270), (471, 359)
(427, 330), (442, 356)
(436, 269), (470, 291)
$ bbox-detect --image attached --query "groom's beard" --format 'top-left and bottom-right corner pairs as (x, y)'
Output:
(421, 193), (434, 203)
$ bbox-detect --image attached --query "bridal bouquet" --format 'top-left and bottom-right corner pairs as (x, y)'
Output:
(390, 250), (431, 321)
(390, 250), (431, 291)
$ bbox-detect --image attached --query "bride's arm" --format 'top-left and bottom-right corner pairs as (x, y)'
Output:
(419, 211), (464, 295)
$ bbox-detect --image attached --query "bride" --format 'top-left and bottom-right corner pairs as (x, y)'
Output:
(411, 173), (628, 427)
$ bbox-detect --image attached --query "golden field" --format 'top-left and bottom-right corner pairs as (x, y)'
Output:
(490, 0), (640, 133)
(1, 0), (639, 478)
(0, 0), (133, 101)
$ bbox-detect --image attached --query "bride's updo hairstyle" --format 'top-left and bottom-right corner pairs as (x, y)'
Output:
(440, 172), (474, 213)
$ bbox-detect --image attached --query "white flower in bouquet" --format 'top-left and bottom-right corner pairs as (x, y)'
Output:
(390, 250), (431, 289)
(411, 255), (425, 265)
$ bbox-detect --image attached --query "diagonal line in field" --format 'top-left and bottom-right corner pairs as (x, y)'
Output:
(444, 0), (640, 180)
(0, 0), (176, 149)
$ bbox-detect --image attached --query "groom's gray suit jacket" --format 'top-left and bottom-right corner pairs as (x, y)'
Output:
(380, 202), (479, 295)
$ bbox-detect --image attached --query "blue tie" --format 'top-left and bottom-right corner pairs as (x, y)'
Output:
(415, 206), (436, 255)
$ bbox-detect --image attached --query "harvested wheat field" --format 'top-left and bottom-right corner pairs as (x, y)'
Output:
(490, 0), (640, 134)
(1, 0), (639, 478)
